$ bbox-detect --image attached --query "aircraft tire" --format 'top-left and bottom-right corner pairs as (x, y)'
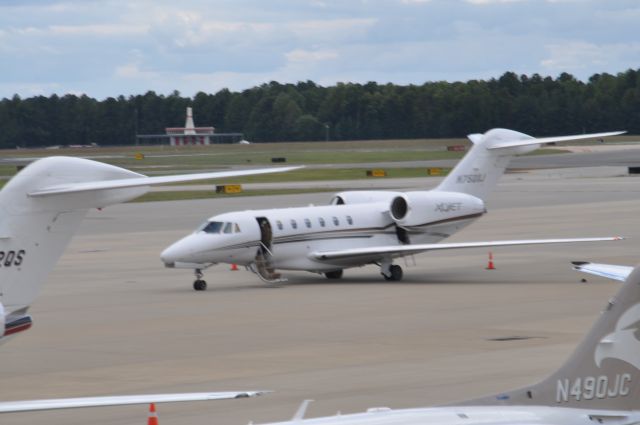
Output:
(324, 270), (344, 279)
(193, 280), (207, 291)
(389, 265), (403, 281)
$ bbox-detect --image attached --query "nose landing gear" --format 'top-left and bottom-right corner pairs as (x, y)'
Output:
(193, 268), (207, 291)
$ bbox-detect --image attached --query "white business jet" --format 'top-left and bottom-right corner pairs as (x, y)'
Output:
(161, 128), (624, 290)
(254, 262), (640, 425)
(0, 157), (295, 412)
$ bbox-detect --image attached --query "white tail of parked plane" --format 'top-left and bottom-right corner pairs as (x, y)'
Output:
(255, 268), (640, 425)
(436, 129), (624, 200)
(0, 156), (288, 413)
(0, 158), (143, 319)
(0, 156), (300, 342)
(458, 264), (640, 411)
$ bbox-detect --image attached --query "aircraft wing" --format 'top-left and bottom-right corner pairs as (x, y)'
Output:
(486, 131), (626, 150)
(571, 261), (632, 282)
(28, 166), (302, 197)
(0, 390), (267, 413)
(310, 237), (622, 262)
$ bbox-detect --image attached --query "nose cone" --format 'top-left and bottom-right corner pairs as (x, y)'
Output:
(161, 236), (198, 267)
(475, 198), (487, 214)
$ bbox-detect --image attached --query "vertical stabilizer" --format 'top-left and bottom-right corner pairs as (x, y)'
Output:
(457, 264), (640, 411)
(435, 128), (624, 201)
(0, 156), (298, 341)
(0, 157), (145, 315)
(435, 128), (538, 200)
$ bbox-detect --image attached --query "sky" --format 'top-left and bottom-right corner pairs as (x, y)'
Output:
(0, 0), (638, 99)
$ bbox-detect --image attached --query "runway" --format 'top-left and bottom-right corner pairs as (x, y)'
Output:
(2, 168), (640, 424)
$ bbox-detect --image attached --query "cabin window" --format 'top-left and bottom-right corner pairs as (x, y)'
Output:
(290, 219), (298, 229)
(304, 218), (312, 228)
(201, 221), (224, 234)
(346, 215), (353, 225)
(276, 220), (283, 231)
(318, 217), (326, 227)
(223, 222), (233, 234)
(332, 216), (339, 226)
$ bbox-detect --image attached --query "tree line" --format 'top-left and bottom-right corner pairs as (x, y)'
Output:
(0, 69), (638, 148)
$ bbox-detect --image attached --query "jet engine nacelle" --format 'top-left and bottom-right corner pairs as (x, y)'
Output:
(389, 191), (485, 227)
(331, 190), (402, 205)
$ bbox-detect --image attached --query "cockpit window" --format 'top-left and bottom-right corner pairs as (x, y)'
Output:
(234, 223), (241, 233)
(201, 221), (224, 234)
(223, 222), (233, 234)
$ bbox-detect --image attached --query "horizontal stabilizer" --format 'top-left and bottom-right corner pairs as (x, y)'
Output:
(487, 131), (626, 150)
(571, 261), (632, 282)
(0, 390), (268, 413)
(28, 166), (302, 197)
(311, 237), (623, 262)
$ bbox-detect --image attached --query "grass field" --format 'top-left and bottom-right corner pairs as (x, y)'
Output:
(0, 139), (471, 173)
(0, 138), (580, 199)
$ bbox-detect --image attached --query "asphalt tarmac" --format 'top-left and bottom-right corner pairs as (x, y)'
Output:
(2, 167), (640, 425)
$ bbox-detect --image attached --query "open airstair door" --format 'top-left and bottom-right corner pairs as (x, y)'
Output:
(252, 217), (284, 283)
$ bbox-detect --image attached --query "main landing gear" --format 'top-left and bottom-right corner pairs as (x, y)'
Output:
(193, 268), (207, 291)
(324, 269), (344, 279)
(380, 260), (403, 282)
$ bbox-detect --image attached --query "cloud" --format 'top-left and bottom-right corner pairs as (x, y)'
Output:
(115, 62), (158, 79)
(400, 0), (432, 4)
(49, 24), (149, 36)
(287, 18), (376, 42)
(541, 41), (640, 73)
(465, 0), (528, 4)
(0, 0), (639, 99)
(285, 49), (339, 63)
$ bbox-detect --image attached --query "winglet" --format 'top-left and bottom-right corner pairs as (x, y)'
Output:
(571, 260), (632, 282)
(292, 399), (314, 421)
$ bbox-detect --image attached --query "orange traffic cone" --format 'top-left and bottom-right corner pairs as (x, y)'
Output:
(486, 252), (496, 270)
(148, 403), (159, 425)
(231, 263), (239, 271)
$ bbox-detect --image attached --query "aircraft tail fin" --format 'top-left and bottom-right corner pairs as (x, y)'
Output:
(0, 157), (149, 317)
(435, 129), (624, 200)
(0, 156), (300, 319)
(456, 263), (640, 411)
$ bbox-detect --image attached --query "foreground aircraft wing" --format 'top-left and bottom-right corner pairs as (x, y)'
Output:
(571, 261), (632, 282)
(310, 237), (622, 262)
(0, 390), (267, 413)
(28, 166), (302, 196)
(486, 131), (626, 150)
